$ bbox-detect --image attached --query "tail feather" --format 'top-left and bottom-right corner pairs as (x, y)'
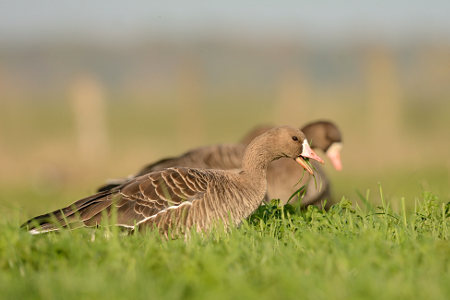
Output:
(21, 189), (115, 234)
(97, 182), (125, 192)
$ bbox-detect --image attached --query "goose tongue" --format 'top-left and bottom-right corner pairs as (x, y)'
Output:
(326, 142), (343, 171)
(295, 140), (324, 175)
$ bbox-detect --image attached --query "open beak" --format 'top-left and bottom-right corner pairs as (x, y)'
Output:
(295, 139), (325, 175)
(326, 142), (343, 171)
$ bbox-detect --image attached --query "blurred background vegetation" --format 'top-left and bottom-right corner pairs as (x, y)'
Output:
(0, 1), (449, 220)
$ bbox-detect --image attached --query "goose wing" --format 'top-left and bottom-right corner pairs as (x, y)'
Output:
(23, 168), (210, 233)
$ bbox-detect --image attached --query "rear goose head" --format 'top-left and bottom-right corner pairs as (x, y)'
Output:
(301, 121), (342, 171)
(243, 126), (324, 175)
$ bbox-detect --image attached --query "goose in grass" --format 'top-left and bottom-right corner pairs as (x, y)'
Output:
(98, 121), (342, 208)
(22, 126), (324, 236)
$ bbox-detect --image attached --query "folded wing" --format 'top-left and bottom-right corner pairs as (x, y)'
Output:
(22, 168), (210, 234)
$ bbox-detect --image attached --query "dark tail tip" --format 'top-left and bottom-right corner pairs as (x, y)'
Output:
(96, 183), (121, 193)
(20, 212), (63, 233)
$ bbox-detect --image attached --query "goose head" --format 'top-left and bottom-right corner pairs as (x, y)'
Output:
(249, 126), (324, 175)
(301, 121), (343, 171)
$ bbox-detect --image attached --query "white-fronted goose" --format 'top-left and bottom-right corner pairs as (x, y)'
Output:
(97, 121), (342, 208)
(22, 126), (324, 236)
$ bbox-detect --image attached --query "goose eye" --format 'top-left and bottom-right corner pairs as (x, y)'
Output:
(292, 136), (298, 141)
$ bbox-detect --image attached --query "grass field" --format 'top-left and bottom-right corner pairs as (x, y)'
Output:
(0, 98), (449, 299)
(0, 62), (449, 299)
(0, 187), (448, 300)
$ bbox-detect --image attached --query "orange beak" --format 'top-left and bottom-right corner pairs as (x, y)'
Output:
(326, 142), (343, 171)
(295, 139), (325, 175)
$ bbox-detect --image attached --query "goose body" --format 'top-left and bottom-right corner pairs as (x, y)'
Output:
(23, 126), (323, 235)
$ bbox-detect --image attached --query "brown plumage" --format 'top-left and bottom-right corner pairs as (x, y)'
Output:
(22, 126), (323, 236)
(97, 121), (342, 208)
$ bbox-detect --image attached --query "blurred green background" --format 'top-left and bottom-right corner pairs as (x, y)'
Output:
(0, 1), (449, 221)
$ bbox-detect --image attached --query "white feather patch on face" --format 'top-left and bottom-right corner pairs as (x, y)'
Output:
(327, 142), (343, 154)
(301, 139), (313, 157)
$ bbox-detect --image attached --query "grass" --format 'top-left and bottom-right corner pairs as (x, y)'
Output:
(0, 189), (448, 300)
